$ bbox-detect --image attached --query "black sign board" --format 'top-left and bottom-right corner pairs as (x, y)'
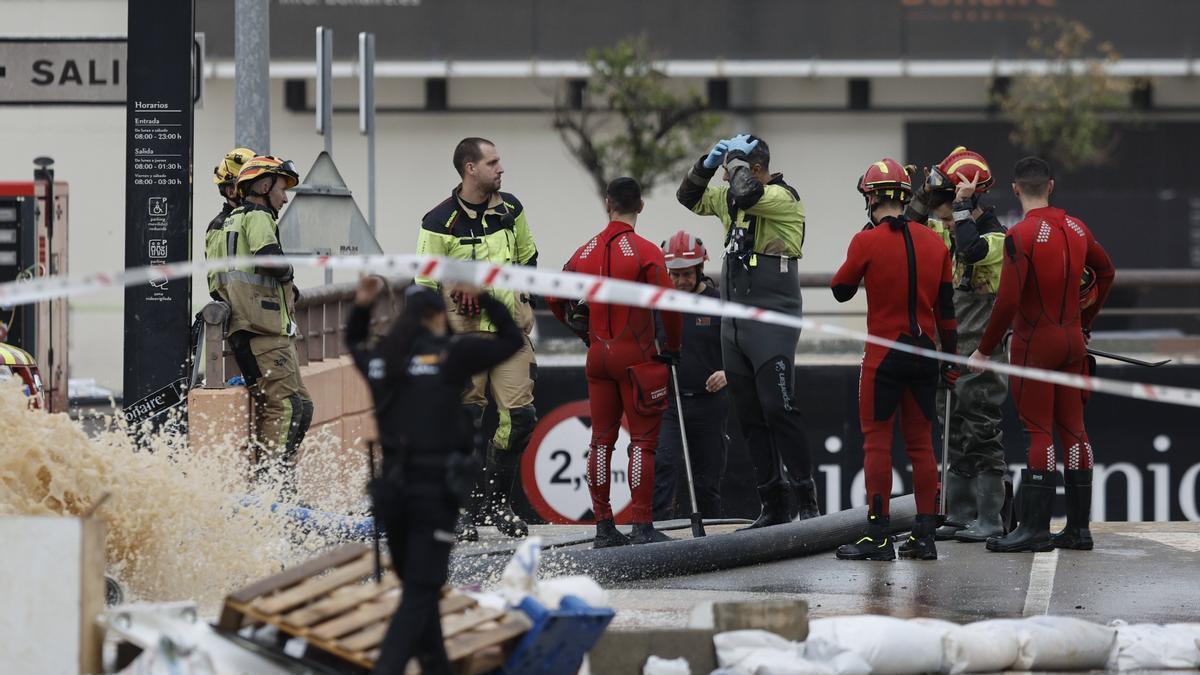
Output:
(123, 0), (194, 407)
(122, 377), (188, 427)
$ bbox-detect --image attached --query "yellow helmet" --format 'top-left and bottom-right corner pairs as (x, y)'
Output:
(213, 147), (256, 186)
(235, 155), (300, 196)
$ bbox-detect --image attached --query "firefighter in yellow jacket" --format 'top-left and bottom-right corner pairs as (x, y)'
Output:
(213, 155), (314, 493)
(415, 137), (538, 541)
(206, 147), (255, 299)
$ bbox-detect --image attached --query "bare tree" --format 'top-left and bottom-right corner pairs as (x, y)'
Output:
(996, 18), (1133, 172)
(555, 36), (719, 203)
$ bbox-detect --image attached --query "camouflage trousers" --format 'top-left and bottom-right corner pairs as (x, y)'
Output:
(937, 291), (1009, 477)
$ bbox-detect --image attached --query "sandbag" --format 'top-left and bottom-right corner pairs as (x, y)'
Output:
(964, 617), (1115, 671)
(1106, 621), (1200, 671)
(713, 630), (867, 675)
(808, 615), (946, 674)
(643, 655), (691, 675)
(942, 623), (1021, 674)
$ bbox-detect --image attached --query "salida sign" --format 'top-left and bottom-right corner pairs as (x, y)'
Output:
(0, 38), (125, 105)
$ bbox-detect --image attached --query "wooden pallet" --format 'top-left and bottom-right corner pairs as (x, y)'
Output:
(218, 543), (531, 673)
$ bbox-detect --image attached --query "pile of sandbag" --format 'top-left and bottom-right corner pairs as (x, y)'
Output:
(710, 615), (1200, 674)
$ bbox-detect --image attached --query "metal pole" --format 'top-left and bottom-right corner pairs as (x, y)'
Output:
(317, 26), (334, 285)
(670, 365), (706, 538)
(316, 26), (333, 156)
(359, 32), (376, 235)
(939, 390), (952, 516)
(234, 0), (270, 153)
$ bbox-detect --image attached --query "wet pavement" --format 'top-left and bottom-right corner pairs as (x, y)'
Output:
(607, 521), (1200, 627)
(481, 521), (1200, 628)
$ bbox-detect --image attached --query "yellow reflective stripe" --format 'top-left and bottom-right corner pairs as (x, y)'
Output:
(0, 345), (13, 365)
(0, 344), (33, 366)
(946, 157), (989, 175)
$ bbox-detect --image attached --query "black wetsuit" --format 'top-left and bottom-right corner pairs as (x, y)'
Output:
(347, 292), (522, 675)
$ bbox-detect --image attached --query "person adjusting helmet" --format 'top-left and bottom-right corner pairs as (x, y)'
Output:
(907, 146), (1011, 544)
(210, 154), (312, 496)
(205, 147), (256, 299)
(675, 133), (819, 529)
(832, 157), (958, 562)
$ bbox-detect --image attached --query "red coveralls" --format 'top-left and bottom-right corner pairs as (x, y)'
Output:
(978, 207), (1114, 471)
(550, 221), (683, 522)
(831, 215), (958, 516)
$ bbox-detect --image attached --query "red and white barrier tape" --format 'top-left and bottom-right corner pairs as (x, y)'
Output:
(1, 254), (1197, 408)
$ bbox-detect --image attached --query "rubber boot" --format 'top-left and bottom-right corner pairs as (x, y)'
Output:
(836, 513), (895, 561)
(956, 472), (1007, 542)
(484, 444), (528, 538)
(629, 522), (672, 545)
(593, 519), (629, 549)
(935, 471), (976, 540)
(792, 477), (821, 521)
(454, 510), (478, 543)
(1051, 469), (1094, 550)
(739, 485), (790, 531)
(898, 514), (939, 560)
(987, 469), (1056, 552)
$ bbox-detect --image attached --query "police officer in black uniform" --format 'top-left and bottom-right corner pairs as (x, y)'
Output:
(347, 276), (523, 675)
(654, 231), (728, 520)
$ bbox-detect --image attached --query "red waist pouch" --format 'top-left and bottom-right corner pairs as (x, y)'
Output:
(627, 361), (670, 416)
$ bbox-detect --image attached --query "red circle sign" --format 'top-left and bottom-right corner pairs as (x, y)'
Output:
(521, 400), (633, 524)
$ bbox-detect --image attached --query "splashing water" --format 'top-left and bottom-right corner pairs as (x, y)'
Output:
(0, 381), (367, 614)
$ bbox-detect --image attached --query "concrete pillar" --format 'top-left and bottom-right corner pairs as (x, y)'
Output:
(235, 0), (270, 153)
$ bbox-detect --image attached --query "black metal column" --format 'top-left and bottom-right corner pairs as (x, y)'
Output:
(123, 0), (195, 409)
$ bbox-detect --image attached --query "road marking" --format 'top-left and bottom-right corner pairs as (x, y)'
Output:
(1022, 549), (1060, 616)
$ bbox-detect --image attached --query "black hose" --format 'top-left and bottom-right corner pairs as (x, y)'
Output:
(450, 495), (918, 585)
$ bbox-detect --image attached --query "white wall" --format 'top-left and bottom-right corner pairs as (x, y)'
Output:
(6, 1), (1197, 394)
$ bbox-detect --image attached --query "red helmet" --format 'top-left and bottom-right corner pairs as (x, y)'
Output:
(661, 230), (708, 270)
(858, 158), (913, 204)
(928, 146), (994, 194)
(1080, 265), (1099, 309)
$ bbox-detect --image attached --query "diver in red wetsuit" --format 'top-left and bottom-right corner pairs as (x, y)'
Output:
(548, 177), (684, 548)
(831, 158), (959, 561)
(970, 157), (1115, 553)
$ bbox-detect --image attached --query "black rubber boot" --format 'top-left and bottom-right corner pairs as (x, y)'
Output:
(593, 518), (629, 549)
(739, 486), (790, 531)
(987, 469), (1056, 553)
(454, 510), (478, 543)
(836, 513), (895, 561)
(935, 470), (976, 540)
(956, 472), (1007, 542)
(629, 522), (672, 545)
(1051, 469), (1094, 550)
(899, 514), (940, 560)
(484, 444), (528, 538)
(793, 477), (821, 521)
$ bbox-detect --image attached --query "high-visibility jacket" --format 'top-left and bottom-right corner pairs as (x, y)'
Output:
(676, 158), (806, 265)
(926, 204), (1006, 294)
(211, 204), (297, 338)
(415, 187), (537, 334)
(204, 203), (235, 298)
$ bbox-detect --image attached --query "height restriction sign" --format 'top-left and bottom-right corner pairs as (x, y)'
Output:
(521, 400), (633, 524)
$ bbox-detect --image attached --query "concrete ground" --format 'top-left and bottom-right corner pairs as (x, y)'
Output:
(468, 521), (1200, 629)
(605, 522), (1200, 628)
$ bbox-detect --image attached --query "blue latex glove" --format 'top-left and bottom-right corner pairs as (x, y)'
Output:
(724, 133), (759, 159)
(227, 375), (246, 387)
(702, 139), (730, 169)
